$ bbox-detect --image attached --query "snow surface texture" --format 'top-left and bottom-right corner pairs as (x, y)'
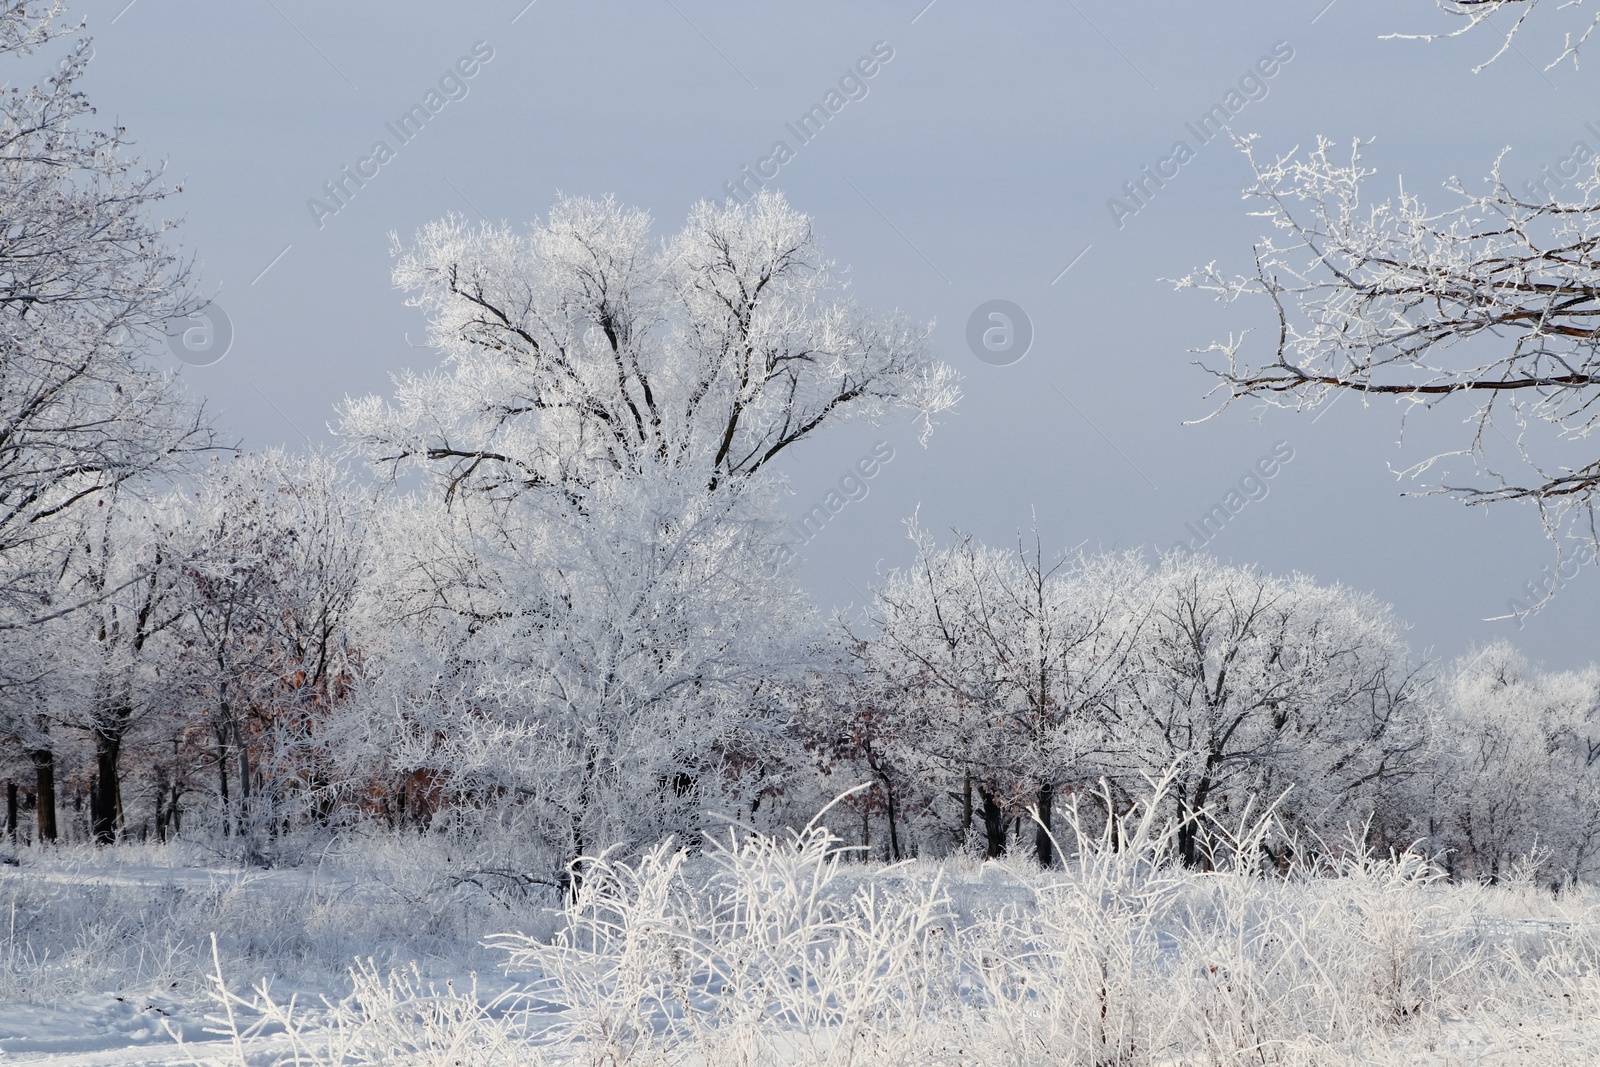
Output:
(3, 788), (1599, 1065)
(0, 831), (555, 1064)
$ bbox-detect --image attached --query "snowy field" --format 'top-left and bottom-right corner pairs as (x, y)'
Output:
(4, 803), (1598, 1067)
(0, 831), (546, 1065)
(8, 5), (1600, 1066)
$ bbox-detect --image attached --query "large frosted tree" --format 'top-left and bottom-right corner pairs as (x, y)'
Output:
(342, 191), (958, 873)
(343, 192), (956, 497)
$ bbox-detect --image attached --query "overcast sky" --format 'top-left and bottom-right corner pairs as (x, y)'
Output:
(76, 0), (1600, 668)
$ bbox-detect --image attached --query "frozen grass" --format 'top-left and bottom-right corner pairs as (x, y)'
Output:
(6, 784), (1600, 1065)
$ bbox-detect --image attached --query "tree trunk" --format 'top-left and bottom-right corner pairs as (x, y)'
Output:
(880, 777), (901, 862)
(980, 787), (1006, 858)
(1178, 777), (1214, 869)
(562, 816), (586, 902)
(30, 749), (57, 844)
(217, 737), (231, 837)
(5, 780), (16, 842)
(91, 732), (123, 845)
(237, 740), (252, 831)
(962, 771), (973, 834)
(1035, 782), (1055, 868)
(561, 756), (597, 901)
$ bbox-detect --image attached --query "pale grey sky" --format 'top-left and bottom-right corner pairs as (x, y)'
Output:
(80, 0), (1600, 668)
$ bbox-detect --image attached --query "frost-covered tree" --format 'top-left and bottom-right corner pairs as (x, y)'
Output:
(1429, 642), (1600, 883)
(0, 0), (213, 621)
(0, 591), (63, 840)
(2, 452), (370, 847)
(1114, 554), (1423, 866)
(341, 192), (957, 874)
(845, 528), (1007, 858)
(1181, 0), (1600, 596)
(0, 2), (214, 843)
(342, 191), (956, 498)
(848, 526), (1144, 865)
(0, 0), (215, 840)
(44, 487), (188, 844)
(1394, 0), (1599, 71)
(172, 451), (368, 839)
(351, 477), (805, 866)
(845, 542), (1421, 868)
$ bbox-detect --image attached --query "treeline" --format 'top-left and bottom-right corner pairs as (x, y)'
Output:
(2, 1), (1596, 889)
(3, 464), (1598, 888)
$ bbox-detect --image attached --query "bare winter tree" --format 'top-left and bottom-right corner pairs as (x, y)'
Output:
(0, 1), (215, 624)
(1177, 135), (1600, 591)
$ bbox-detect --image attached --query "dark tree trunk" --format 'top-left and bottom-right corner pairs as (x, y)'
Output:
(563, 824), (585, 902)
(237, 741), (252, 831)
(980, 788), (1006, 858)
(217, 739), (231, 837)
(30, 749), (57, 844)
(864, 747), (901, 863)
(881, 777), (901, 862)
(5, 780), (16, 842)
(1178, 778), (1213, 869)
(1177, 803), (1196, 868)
(561, 761), (595, 901)
(1035, 782), (1055, 868)
(91, 732), (123, 845)
(962, 772), (973, 835)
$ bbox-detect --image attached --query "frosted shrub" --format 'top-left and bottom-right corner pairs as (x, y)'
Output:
(497, 813), (954, 1066)
(187, 936), (531, 1067)
(1316, 838), (1469, 1028)
(958, 781), (1189, 1065)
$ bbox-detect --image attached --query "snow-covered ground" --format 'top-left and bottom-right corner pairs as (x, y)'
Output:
(0, 834), (549, 1065)
(3, 814), (1598, 1066)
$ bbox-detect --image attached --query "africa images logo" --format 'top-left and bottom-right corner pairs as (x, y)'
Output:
(165, 303), (234, 367)
(965, 300), (1033, 367)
